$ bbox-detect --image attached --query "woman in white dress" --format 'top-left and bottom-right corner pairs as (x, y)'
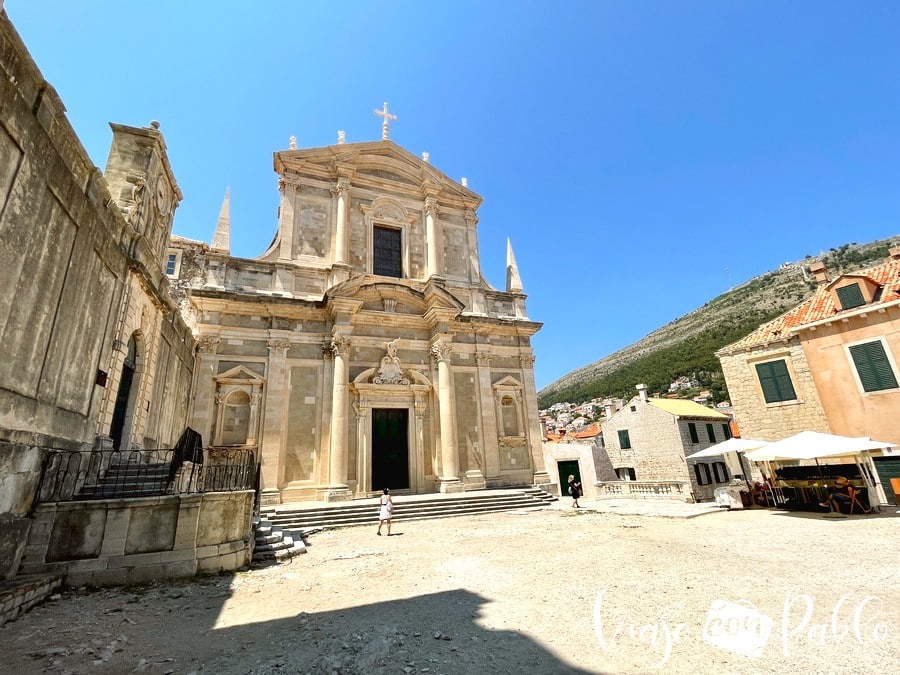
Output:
(377, 488), (393, 536)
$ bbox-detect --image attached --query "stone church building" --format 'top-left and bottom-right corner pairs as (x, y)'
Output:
(169, 131), (550, 503)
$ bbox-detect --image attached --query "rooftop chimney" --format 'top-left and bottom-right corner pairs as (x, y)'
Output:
(603, 399), (615, 419)
(809, 261), (828, 285)
(636, 383), (648, 403)
(889, 246), (900, 261)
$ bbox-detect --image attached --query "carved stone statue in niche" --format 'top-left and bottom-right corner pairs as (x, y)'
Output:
(373, 337), (409, 385)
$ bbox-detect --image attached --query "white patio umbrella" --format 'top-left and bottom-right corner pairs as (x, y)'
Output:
(743, 430), (896, 461)
(686, 437), (770, 459)
(742, 430), (897, 509)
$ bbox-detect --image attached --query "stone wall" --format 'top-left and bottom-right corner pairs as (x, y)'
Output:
(0, 10), (195, 578)
(18, 491), (253, 587)
(718, 339), (829, 440)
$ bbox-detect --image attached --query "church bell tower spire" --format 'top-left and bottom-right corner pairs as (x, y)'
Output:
(506, 238), (523, 293)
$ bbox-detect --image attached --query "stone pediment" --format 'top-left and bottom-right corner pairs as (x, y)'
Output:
(273, 140), (482, 206)
(215, 365), (266, 384)
(352, 338), (433, 390)
(493, 375), (524, 389)
(326, 278), (465, 317)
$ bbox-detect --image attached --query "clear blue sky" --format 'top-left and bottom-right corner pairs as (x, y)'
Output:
(7, 1), (900, 390)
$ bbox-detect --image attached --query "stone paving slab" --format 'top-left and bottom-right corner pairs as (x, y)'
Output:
(554, 498), (725, 519)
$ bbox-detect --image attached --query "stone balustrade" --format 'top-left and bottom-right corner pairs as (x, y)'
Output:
(594, 480), (691, 501)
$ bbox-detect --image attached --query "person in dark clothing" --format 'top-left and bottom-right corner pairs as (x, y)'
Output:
(567, 474), (582, 508)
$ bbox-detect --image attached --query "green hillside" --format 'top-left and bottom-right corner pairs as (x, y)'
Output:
(537, 239), (897, 408)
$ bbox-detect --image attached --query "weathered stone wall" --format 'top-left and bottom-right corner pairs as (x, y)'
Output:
(18, 491), (253, 587)
(0, 11), (194, 578)
(718, 340), (828, 440)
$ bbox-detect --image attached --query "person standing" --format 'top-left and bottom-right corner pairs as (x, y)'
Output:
(377, 488), (393, 535)
(567, 475), (582, 508)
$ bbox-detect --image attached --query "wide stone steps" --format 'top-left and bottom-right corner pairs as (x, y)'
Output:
(260, 488), (557, 531)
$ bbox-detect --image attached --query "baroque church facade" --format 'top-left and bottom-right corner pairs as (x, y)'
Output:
(169, 127), (551, 503)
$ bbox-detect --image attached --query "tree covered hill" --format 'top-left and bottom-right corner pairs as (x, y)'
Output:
(537, 238), (898, 408)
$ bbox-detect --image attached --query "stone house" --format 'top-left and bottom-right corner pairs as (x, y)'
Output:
(600, 385), (735, 501)
(717, 249), (900, 445)
(166, 124), (550, 505)
(541, 423), (615, 498)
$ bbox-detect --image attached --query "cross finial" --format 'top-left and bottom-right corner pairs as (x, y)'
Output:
(374, 101), (397, 140)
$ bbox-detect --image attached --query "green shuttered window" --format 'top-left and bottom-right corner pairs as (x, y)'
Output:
(849, 341), (898, 392)
(755, 360), (797, 403)
(835, 283), (865, 310)
(618, 429), (632, 449)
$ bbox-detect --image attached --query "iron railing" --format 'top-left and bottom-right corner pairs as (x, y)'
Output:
(35, 446), (258, 504)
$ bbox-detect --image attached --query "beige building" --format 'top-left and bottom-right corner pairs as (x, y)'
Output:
(717, 249), (900, 444)
(169, 132), (550, 503)
(600, 385), (735, 501)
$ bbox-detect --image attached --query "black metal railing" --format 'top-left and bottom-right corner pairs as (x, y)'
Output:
(35, 446), (258, 504)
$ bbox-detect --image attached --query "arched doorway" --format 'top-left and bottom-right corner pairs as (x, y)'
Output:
(109, 336), (138, 451)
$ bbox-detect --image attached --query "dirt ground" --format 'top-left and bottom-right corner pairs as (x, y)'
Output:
(2, 503), (898, 674)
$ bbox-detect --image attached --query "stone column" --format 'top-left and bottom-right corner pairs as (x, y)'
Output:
(520, 353), (551, 488)
(278, 179), (295, 260)
(259, 339), (290, 504)
(425, 196), (440, 279)
(332, 178), (350, 265)
(413, 394), (428, 492)
(247, 386), (262, 445)
(353, 396), (369, 498)
(431, 339), (463, 492)
(190, 337), (220, 443)
(324, 335), (353, 501)
(473, 350), (496, 483)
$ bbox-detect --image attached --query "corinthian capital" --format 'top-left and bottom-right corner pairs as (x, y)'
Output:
(331, 178), (350, 198)
(475, 352), (492, 366)
(430, 340), (452, 363)
(519, 354), (536, 367)
(197, 336), (220, 354)
(268, 339), (291, 357)
(424, 197), (439, 219)
(325, 335), (351, 357)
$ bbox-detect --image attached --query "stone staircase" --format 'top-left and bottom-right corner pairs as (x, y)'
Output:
(76, 460), (171, 499)
(258, 487), (558, 533)
(251, 518), (308, 565)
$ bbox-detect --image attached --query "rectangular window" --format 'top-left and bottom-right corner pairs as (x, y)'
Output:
(617, 429), (631, 449)
(616, 467), (636, 481)
(849, 340), (899, 392)
(373, 226), (402, 277)
(722, 424), (732, 440)
(712, 461), (729, 483)
(755, 360), (797, 403)
(835, 283), (866, 310)
(688, 423), (699, 444)
(694, 463), (712, 486)
(706, 423), (716, 443)
(165, 252), (178, 277)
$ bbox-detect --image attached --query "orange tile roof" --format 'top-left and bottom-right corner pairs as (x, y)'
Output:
(570, 423), (602, 439)
(719, 258), (900, 353)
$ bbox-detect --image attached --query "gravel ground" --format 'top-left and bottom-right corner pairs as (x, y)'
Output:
(2, 503), (898, 674)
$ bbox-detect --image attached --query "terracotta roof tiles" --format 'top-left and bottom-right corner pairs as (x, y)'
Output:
(720, 258), (900, 353)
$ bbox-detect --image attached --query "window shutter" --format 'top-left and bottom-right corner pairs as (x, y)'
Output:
(835, 283), (865, 310)
(706, 424), (716, 443)
(755, 360), (797, 403)
(688, 423), (699, 443)
(722, 424), (732, 440)
(850, 341), (899, 392)
(618, 429), (631, 449)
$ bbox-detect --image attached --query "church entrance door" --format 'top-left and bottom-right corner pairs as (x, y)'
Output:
(371, 408), (409, 491)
